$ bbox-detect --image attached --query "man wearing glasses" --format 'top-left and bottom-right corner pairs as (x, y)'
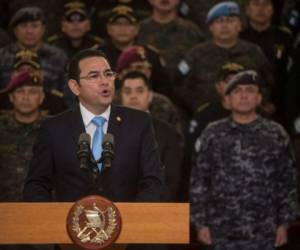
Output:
(23, 48), (163, 203)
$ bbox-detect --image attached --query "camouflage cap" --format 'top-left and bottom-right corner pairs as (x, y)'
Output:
(225, 70), (261, 95)
(5, 70), (42, 93)
(13, 50), (41, 70)
(10, 6), (45, 27)
(64, 1), (88, 22)
(116, 46), (151, 73)
(108, 5), (137, 23)
(207, 1), (240, 24)
(218, 62), (245, 81)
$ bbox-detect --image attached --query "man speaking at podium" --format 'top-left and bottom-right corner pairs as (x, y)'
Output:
(23, 48), (163, 202)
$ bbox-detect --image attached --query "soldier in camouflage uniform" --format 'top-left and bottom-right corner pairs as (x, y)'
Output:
(177, 1), (273, 116)
(48, 1), (106, 60)
(0, 70), (46, 202)
(0, 7), (68, 103)
(137, 0), (205, 84)
(0, 50), (67, 115)
(190, 70), (298, 250)
(115, 45), (185, 150)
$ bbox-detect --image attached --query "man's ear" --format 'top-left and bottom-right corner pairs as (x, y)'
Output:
(39, 90), (45, 105)
(8, 93), (14, 104)
(224, 94), (231, 109)
(148, 90), (153, 103)
(68, 79), (80, 96)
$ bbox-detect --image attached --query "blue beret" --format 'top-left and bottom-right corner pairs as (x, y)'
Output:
(207, 1), (240, 24)
(225, 70), (261, 95)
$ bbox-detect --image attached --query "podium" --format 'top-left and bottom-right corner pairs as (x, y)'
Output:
(0, 202), (189, 249)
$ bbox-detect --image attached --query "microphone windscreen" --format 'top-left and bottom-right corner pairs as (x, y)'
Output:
(78, 133), (91, 145)
(103, 133), (114, 145)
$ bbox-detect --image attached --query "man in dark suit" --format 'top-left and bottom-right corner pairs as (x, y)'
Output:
(23, 48), (163, 202)
(119, 71), (181, 202)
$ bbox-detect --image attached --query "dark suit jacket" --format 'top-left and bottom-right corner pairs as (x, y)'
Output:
(152, 118), (181, 201)
(23, 105), (163, 202)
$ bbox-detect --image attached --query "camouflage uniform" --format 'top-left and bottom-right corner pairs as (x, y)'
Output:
(177, 39), (274, 114)
(0, 113), (45, 201)
(0, 43), (68, 93)
(190, 116), (298, 249)
(188, 101), (230, 157)
(137, 17), (205, 83)
(48, 33), (106, 60)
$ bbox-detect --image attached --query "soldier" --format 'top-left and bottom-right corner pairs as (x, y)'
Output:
(89, 0), (152, 39)
(0, 70), (46, 202)
(48, 1), (106, 59)
(119, 71), (181, 201)
(177, 1), (273, 117)
(0, 7), (68, 100)
(241, 0), (294, 125)
(100, 5), (170, 96)
(0, 50), (68, 115)
(187, 62), (244, 160)
(137, 0), (205, 84)
(115, 45), (184, 149)
(190, 70), (298, 250)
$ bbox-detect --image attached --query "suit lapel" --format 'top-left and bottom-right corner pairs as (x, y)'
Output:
(107, 105), (122, 152)
(69, 106), (86, 146)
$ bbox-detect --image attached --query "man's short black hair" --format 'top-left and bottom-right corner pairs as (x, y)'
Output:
(68, 49), (108, 81)
(120, 71), (151, 89)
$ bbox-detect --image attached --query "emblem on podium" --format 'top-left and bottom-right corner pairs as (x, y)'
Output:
(66, 195), (122, 249)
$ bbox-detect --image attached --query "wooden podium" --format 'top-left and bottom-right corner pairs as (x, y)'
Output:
(0, 202), (189, 249)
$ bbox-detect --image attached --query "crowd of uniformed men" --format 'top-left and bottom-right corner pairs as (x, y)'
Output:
(0, 0), (299, 249)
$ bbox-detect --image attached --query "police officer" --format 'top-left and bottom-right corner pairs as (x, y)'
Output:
(48, 1), (105, 59)
(190, 70), (298, 250)
(177, 1), (273, 117)
(187, 62), (244, 160)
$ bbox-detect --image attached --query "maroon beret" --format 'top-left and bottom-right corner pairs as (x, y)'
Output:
(116, 45), (150, 73)
(5, 70), (42, 93)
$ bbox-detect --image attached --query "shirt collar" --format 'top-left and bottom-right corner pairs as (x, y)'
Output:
(80, 103), (111, 126)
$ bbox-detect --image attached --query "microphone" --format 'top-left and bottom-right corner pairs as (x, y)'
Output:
(101, 133), (114, 169)
(77, 133), (91, 169)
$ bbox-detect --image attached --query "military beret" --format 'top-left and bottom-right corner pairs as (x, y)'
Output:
(10, 7), (45, 28)
(108, 5), (137, 23)
(13, 50), (41, 70)
(63, 1), (87, 22)
(207, 1), (240, 24)
(218, 62), (245, 81)
(5, 70), (42, 93)
(116, 46), (150, 73)
(225, 70), (261, 95)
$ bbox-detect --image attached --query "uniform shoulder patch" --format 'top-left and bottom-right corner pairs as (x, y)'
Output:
(146, 44), (160, 54)
(196, 102), (211, 113)
(51, 89), (64, 98)
(177, 60), (190, 75)
(278, 25), (292, 35)
(47, 34), (60, 43)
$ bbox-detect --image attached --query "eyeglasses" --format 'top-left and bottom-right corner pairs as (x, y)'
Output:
(79, 70), (117, 83)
